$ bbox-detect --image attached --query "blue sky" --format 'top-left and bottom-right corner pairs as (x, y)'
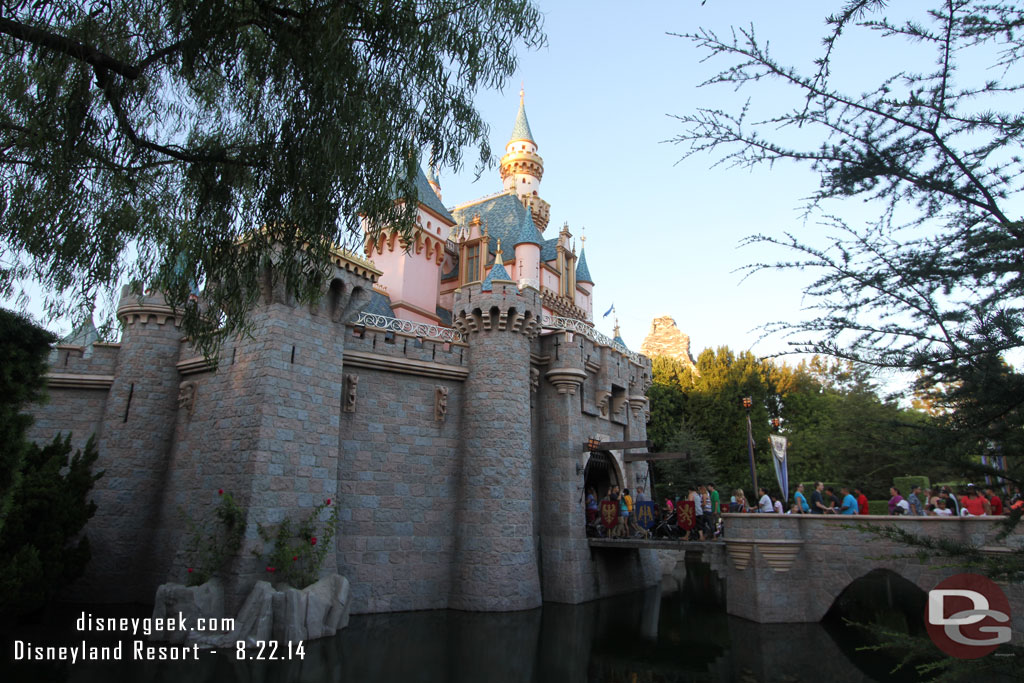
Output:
(437, 1), (956, 371)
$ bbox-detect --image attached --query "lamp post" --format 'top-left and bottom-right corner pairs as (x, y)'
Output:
(742, 396), (757, 495)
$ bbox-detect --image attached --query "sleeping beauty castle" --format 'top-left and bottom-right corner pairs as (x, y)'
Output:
(365, 89), (594, 328)
(29, 92), (659, 616)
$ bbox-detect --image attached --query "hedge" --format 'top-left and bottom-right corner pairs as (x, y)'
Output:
(892, 476), (929, 494)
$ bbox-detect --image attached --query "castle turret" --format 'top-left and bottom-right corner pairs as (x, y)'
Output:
(500, 89), (550, 231)
(90, 287), (185, 601)
(512, 209), (542, 291)
(450, 279), (543, 610)
(575, 241), (594, 322)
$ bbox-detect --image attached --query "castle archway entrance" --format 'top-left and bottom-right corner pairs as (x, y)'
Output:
(584, 450), (620, 498)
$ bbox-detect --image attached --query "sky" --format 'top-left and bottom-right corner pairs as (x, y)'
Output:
(435, 0), (1003, 380)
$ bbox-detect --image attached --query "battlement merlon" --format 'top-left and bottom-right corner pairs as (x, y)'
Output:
(451, 281), (542, 339)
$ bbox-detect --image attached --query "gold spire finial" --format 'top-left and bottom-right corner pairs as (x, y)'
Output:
(581, 226), (586, 245)
(520, 82), (524, 103)
(496, 238), (503, 257)
(614, 317), (621, 339)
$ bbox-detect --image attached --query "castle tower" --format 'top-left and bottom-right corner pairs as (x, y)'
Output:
(90, 287), (185, 601)
(512, 208), (542, 291)
(365, 165), (454, 324)
(575, 235), (594, 322)
(426, 164), (442, 202)
(500, 89), (550, 231)
(450, 279), (543, 610)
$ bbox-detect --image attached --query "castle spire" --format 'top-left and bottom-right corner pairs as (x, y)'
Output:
(499, 87), (550, 231)
(510, 86), (534, 144)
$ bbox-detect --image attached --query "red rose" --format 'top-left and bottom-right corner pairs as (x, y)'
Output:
(218, 489), (224, 495)
(292, 555), (298, 562)
(311, 537), (317, 546)
(326, 498), (332, 505)
(266, 566), (275, 573)
(187, 568), (193, 573)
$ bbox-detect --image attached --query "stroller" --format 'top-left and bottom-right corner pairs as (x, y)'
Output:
(653, 507), (681, 540)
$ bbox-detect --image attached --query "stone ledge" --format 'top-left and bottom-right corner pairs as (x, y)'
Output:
(177, 356), (215, 376)
(343, 349), (469, 381)
(45, 373), (115, 390)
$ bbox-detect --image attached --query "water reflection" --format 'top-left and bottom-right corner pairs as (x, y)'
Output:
(0, 563), (946, 683)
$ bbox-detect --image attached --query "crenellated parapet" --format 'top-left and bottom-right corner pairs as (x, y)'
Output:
(451, 281), (542, 339)
(116, 286), (183, 327)
(518, 193), (550, 232)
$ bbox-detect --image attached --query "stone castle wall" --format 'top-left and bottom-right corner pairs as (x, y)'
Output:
(26, 270), (659, 614)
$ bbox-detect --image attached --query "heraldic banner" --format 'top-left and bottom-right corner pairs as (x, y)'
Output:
(676, 500), (696, 530)
(635, 501), (656, 530)
(770, 434), (789, 502)
(600, 500), (619, 530)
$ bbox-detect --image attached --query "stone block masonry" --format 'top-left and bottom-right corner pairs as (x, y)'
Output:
(29, 269), (659, 614)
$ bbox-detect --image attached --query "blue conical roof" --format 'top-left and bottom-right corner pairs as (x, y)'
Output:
(426, 165), (439, 186)
(509, 92), (535, 143)
(575, 248), (593, 284)
(481, 259), (512, 292)
(512, 209), (542, 248)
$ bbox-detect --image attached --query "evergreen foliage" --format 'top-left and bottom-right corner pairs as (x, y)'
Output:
(0, 308), (56, 536)
(0, 434), (102, 616)
(0, 1), (545, 357)
(648, 348), (942, 500)
(0, 308), (102, 616)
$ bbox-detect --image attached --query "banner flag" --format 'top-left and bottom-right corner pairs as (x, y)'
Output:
(603, 303), (615, 318)
(600, 500), (619, 529)
(676, 500), (696, 530)
(770, 434), (789, 501)
(635, 501), (656, 530)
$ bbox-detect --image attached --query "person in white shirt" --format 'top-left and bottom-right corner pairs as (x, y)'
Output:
(758, 487), (774, 513)
(933, 498), (953, 516)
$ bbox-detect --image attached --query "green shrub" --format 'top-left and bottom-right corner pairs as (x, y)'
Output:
(254, 499), (339, 588)
(0, 434), (102, 615)
(181, 490), (245, 586)
(892, 476), (929, 494)
(868, 500), (889, 516)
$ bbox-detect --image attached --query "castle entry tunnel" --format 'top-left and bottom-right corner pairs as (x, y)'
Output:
(584, 450), (619, 500)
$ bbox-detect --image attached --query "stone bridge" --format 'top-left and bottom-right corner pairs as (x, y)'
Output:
(723, 513), (1024, 638)
(589, 514), (1024, 642)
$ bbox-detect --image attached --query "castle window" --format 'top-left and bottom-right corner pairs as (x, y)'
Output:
(465, 244), (480, 282)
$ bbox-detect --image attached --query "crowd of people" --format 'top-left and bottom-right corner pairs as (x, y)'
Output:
(584, 479), (1024, 542)
(721, 481), (1024, 517)
(585, 483), (724, 541)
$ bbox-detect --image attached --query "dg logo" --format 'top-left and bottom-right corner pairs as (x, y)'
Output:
(926, 573), (1012, 659)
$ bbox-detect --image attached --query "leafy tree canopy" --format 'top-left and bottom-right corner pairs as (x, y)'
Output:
(0, 0), (545, 355)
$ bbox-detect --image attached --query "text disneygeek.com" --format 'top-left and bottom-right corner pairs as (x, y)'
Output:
(11, 611), (236, 663)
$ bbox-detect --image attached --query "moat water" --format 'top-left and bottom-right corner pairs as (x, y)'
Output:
(0, 563), (972, 683)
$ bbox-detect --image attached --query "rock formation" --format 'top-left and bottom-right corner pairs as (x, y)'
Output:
(640, 315), (697, 372)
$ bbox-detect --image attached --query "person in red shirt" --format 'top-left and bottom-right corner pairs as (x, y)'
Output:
(854, 486), (870, 515)
(985, 487), (1004, 515)
(960, 484), (991, 516)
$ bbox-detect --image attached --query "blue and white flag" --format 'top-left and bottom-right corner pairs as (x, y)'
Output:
(603, 303), (615, 318)
(770, 434), (789, 502)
